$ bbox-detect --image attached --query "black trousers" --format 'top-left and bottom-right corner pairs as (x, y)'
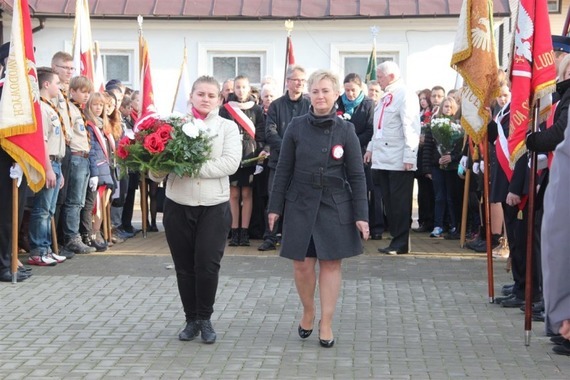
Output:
(416, 175), (434, 228)
(369, 168), (386, 235)
(378, 169), (415, 252)
(504, 202), (540, 299)
(163, 198), (231, 321)
(0, 149), (28, 275)
(121, 171), (139, 229)
(262, 169), (281, 243)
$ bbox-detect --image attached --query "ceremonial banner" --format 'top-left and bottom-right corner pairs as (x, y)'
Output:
(72, 0), (95, 82)
(172, 44), (191, 114)
(508, 0), (556, 166)
(365, 43), (377, 83)
(451, 0), (501, 151)
(0, 0), (46, 192)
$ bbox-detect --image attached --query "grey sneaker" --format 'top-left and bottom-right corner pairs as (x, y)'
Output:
(178, 321), (200, 341)
(198, 320), (216, 344)
(65, 236), (96, 254)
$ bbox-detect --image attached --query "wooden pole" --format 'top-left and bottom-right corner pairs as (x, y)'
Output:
(140, 174), (148, 238)
(524, 103), (539, 346)
(101, 191), (109, 243)
(482, 139), (494, 303)
(106, 192), (112, 244)
(460, 168), (471, 248)
(51, 216), (58, 255)
(562, 5), (570, 36)
(11, 179), (19, 284)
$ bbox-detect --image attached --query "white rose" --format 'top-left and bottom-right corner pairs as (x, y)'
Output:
(182, 122), (199, 138)
(193, 119), (207, 132)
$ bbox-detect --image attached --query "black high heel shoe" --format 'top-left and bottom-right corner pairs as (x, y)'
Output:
(298, 317), (314, 339)
(318, 320), (335, 348)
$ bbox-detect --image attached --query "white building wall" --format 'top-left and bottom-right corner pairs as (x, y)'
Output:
(4, 16), (506, 113)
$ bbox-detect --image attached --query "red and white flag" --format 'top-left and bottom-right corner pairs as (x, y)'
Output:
(172, 44), (191, 114)
(72, 0), (95, 82)
(286, 35), (295, 66)
(223, 102), (256, 138)
(139, 30), (156, 117)
(0, 0), (46, 192)
(508, 0), (556, 167)
(93, 41), (105, 93)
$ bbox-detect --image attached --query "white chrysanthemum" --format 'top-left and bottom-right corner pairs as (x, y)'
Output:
(182, 122), (199, 138)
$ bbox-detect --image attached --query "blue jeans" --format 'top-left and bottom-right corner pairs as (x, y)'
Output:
(29, 161), (63, 254)
(62, 155), (90, 241)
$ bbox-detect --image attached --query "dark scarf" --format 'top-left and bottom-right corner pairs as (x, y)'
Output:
(307, 107), (337, 128)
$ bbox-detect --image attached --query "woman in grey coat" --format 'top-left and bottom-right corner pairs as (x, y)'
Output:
(268, 70), (369, 348)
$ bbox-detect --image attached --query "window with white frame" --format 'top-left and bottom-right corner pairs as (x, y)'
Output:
(210, 53), (264, 87)
(341, 52), (398, 81)
(548, 0), (561, 13)
(101, 50), (134, 88)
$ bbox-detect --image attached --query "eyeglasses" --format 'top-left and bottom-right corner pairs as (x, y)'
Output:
(287, 78), (306, 83)
(55, 64), (76, 72)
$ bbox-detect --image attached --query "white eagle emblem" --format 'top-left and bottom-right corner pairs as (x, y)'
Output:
(514, 5), (534, 62)
(471, 17), (492, 52)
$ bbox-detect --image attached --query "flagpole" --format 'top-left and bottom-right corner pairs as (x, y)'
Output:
(172, 39), (187, 113)
(283, 20), (294, 93)
(137, 15), (148, 238)
(11, 178), (18, 284)
(524, 102), (539, 346)
(482, 139), (494, 303)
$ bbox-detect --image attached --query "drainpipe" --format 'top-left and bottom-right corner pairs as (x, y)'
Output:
(32, 17), (45, 34)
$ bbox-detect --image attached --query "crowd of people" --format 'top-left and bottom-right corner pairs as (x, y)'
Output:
(1, 38), (570, 355)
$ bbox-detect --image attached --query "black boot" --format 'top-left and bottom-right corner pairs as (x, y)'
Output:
(239, 228), (250, 246)
(229, 228), (240, 246)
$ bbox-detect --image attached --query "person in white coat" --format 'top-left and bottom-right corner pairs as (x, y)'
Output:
(364, 61), (420, 255)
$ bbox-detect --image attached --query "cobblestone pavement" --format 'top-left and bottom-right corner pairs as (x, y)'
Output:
(1, 227), (569, 379)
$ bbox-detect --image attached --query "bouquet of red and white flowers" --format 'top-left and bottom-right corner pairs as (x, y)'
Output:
(117, 113), (213, 177)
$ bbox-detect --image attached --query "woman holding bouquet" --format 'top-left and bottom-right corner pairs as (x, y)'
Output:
(268, 70), (369, 348)
(422, 96), (463, 239)
(150, 76), (241, 344)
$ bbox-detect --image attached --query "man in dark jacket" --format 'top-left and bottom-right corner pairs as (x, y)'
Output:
(258, 65), (310, 251)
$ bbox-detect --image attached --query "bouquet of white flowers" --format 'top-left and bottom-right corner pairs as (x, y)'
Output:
(429, 116), (464, 169)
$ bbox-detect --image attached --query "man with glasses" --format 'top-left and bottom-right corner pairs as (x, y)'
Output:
(259, 65), (310, 251)
(50, 52), (90, 257)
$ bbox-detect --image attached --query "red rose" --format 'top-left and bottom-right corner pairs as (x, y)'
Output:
(117, 137), (132, 159)
(156, 124), (173, 143)
(136, 115), (158, 131)
(143, 133), (166, 154)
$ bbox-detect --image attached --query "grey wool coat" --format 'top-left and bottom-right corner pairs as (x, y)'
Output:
(267, 110), (368, 261)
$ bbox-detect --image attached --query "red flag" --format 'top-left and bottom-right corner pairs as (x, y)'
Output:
(72, 0), (95, 82)
(139, 33), (156, 117)
(287, 35), (295, 66)
(0, 0), (46, 192)
(508, 0), (557, 167)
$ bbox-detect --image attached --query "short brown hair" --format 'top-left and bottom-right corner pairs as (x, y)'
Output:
(51, 51), (73, 65)
(69, 76), (94, 93)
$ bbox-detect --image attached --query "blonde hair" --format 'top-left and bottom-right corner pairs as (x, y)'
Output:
(84, 92), (108, 130)
(436, 96), (459, 117)
(103, 92), (122, 140)
(307, 69), (340, 93)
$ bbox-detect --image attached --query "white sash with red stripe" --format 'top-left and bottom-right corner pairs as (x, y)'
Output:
(495, 104), (512, 181)
(224, 101), (256, 138)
